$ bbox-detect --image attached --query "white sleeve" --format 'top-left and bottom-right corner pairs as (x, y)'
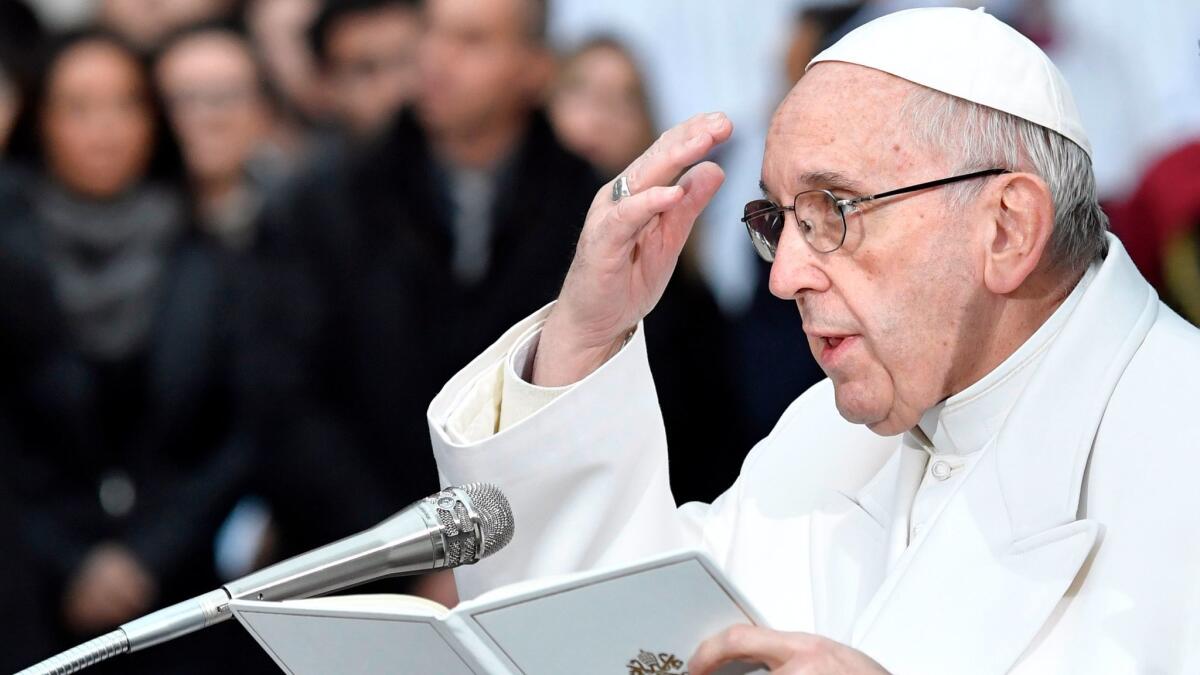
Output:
(426, 303), (713, 600)
(442, 316), (573, 444)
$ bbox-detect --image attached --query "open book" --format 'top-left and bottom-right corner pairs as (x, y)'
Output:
(230, 549), (766, 674)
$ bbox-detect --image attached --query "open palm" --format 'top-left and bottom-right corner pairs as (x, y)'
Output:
(534, 112), (733, 386)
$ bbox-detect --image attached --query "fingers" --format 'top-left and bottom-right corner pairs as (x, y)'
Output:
(689, 625), (797, 675)
(601, 161), (725, 248)
(638, 161), (725, 259)
(586, 111), (731, 247)
(624, 111), (732, 195)
(603, 184), (685, 243)
(665, 161), (725, 229)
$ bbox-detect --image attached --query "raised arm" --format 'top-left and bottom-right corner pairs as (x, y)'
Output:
(427, 113), (735, 597)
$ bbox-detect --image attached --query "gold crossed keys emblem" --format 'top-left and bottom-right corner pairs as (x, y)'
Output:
(627, 649), (688, 674)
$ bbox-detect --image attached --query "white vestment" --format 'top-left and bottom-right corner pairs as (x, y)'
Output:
(426, 236), (1200, 674)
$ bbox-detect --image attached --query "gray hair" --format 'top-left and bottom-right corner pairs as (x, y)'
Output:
(901, 87), (1108, 272)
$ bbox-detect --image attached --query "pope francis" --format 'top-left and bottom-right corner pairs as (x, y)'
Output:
(424, 7), (1200, 674)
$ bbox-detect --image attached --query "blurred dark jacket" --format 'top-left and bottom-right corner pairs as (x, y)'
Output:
(239, 108), (601, 557)
(0, 165), (258, 672)
(642, 264), (753, 504)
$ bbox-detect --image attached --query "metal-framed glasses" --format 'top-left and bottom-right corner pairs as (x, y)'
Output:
(741, 168), (1010, 261)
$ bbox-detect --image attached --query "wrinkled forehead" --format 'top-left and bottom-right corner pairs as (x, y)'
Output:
(761, 62), (940, 198)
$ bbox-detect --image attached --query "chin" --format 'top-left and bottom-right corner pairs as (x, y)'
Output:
(865, 416), (912, 437)
(831, 380), (888, 428)
(831, 379), (916, 437)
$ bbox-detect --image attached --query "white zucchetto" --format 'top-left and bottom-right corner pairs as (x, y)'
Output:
(809, 6), (1091, 157)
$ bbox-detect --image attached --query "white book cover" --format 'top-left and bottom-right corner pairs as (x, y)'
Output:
(230, 549), (767, 674)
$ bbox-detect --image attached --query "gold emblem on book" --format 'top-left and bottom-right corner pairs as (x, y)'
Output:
(627, 648), (688, 674)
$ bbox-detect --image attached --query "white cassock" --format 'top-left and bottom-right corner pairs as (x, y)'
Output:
(425, 235), (1200, 674)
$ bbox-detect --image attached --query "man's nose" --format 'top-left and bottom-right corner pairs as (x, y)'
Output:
(768, 215), (831, 300)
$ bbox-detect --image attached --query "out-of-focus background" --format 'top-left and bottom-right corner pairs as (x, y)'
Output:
(1, 0), (1197, 671)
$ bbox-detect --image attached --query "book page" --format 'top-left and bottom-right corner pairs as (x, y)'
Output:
(230, 598), (486, 674)
(455, 550), (767, 674)
(229, 551), (766, 674)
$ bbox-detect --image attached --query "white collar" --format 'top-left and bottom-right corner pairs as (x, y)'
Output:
(916, 265), (1098, 456)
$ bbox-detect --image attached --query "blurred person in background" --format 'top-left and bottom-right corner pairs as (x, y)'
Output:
(309, 0), (424, 140)
(548, 36), (653, 178)
(155, 23), (289, 253)
(240, 0), (597, 605)
(0, 0), (45, 155)
(98, 0), (239, 51)
(243, 0), (328, 130)
(784, 3), (864, 85)
(0, 30), (272, 672)
(548, 36), (749, 500)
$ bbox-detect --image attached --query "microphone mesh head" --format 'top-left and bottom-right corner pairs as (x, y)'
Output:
(463, 482), (514, 559)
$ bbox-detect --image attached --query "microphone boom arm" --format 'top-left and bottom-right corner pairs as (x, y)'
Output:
(17, 484), (512, 675)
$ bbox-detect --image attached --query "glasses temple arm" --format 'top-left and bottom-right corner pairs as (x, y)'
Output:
(856, 168), (1010, 203)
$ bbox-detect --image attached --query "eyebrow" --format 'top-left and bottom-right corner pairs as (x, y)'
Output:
(760, 170), (869, 199)
(800, 170), (868, 194)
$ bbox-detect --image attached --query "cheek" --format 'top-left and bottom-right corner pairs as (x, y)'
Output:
(46, 123), (100, 183)
(804, 316), (896, 425)
(832, 271), (943, 418)
(124, 114), (154, 148)
(860, 256), (975, 411)
(116, 115), (155, 174)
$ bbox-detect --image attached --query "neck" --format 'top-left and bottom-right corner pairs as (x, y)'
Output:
(948, 266), (1085, 399)
(431, 112), (526, 170)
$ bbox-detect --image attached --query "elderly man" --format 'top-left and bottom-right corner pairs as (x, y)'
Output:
(426, 8), (1200, 674)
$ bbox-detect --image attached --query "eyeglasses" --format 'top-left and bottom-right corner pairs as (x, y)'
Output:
(741, 168), (1010, 261)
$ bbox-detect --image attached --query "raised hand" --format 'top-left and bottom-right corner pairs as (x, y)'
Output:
(533, 112), (733, 386)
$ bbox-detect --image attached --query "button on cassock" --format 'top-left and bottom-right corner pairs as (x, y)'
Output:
(930, 459), (953, 481)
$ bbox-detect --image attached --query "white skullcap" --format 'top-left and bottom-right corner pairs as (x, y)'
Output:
(809, 6), (1091, 157)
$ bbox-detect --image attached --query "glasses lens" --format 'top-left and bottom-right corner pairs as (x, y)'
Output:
(742, 199), (782, 262)
(794, 190), (846, 253)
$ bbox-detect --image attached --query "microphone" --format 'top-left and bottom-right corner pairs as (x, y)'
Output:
(18, 483), (514, 675)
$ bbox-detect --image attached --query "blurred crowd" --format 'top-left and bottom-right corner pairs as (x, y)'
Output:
(0, 0), (1197, 671)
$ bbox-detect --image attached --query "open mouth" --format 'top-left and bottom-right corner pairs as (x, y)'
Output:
(817, 335), (859, 364)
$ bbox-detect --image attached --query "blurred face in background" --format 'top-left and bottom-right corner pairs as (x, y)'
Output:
(417, 0), (548, 139)
(100, 0), (237, 51)
(40, 39), (155, 199)
(549, 42), (655, 177)
(156, 31), (270, 188)
(324, 3), (422, 137)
